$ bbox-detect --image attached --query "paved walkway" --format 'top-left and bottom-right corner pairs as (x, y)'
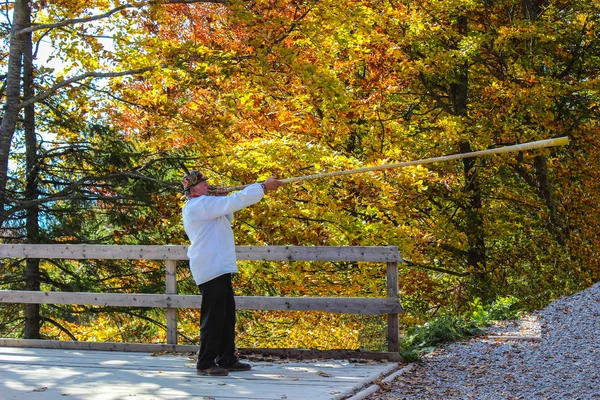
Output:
(0, 346), (399, 400)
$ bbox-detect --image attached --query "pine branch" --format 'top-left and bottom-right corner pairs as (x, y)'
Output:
(3, 170), (180, 219)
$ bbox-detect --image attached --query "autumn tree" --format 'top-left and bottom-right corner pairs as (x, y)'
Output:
(112, 0), (599, 312)
(1, 0), (204, 339)
(2, 0), (598, 349)
(1, 0), (279, 343)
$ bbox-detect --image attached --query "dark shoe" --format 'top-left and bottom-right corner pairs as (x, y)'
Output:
(197, 366), (229, 376)
(220, 361), (251, 371)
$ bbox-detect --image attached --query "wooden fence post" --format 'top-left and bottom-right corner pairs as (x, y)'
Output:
(386, 261), (399, 353)
(0, 244), (403, 356)
(165, 260), (177, 345)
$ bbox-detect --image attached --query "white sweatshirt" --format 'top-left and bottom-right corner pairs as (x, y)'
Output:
(182, 183), (265, 285)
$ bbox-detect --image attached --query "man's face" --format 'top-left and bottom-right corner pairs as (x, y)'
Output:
(189, 180), (210, 197)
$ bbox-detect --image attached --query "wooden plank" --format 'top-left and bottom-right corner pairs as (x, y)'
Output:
(165, 260), (178, 345)
(0, 338), (193, 353)
(236, 246), (402, 262)
(0, 290), (200, 308)
(238, 348), (404, 362)
(0, 244), (402, 262)
(0, 345), (403, 400)
(236, 296), (403, 314)
(0, 244), (190, 260)
(386, 262), (400, 353)
(0, 290), (403, 314)
(0, 339), (403, 360)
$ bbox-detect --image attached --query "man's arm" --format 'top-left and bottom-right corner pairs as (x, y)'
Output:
(187, 177), (285, 220)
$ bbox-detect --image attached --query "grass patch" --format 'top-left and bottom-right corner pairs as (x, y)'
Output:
(400, 296), (523, 361)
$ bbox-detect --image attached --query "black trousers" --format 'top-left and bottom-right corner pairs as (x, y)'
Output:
(197, 273), (238, 369)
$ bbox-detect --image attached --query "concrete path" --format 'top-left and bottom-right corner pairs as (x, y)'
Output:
(0, 346), (399, 400)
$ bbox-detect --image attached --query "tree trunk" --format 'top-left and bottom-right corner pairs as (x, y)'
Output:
(0, 0), (28, 222)
(533, 155), (568, 245)
(22, 6), (42, 339)
(460, 140), (489, 300)
(521, 0), (544, 20)
(454, 15), (489, 301)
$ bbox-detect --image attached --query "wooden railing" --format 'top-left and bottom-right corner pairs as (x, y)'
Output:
(0, 244), (403, 357)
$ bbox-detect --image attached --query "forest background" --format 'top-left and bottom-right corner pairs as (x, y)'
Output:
(1, 0), (598, 351)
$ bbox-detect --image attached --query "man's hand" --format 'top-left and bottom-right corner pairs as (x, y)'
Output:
(263, 177), (285, 191)
(208, 185), (228, 196)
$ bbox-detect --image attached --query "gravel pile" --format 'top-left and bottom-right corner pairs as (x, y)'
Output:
(368, 282), (600, 400)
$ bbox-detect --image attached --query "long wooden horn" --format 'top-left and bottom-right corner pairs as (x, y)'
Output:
(225, 136), (569, 192)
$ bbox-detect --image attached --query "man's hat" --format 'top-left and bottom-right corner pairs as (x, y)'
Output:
(182, 170), (208, 191)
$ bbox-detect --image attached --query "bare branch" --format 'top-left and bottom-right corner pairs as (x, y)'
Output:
(16, 0), (229, 36)
(402, 259), (470, 277)
(18, 67), (154, 108)
(77, 81), (155, 110)
(1, 0), (13, 29)
(17, 3), (134, 36)
(40, 316), (78, 341)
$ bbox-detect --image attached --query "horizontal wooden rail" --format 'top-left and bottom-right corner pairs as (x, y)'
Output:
(0, 290), (403, 314)
(0, 244), (402, 263)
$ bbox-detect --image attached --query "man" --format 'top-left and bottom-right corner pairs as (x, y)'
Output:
(181, 170), (284, 376)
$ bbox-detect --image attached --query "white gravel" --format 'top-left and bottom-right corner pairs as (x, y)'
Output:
(367, 282), (600, 400)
